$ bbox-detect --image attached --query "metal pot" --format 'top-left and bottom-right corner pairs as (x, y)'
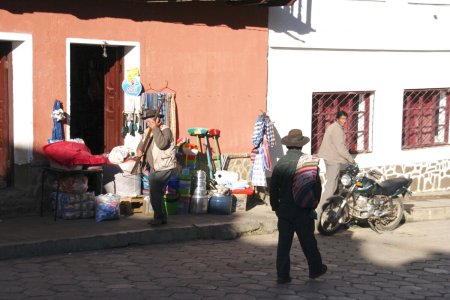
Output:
(192, 186), (207, 196)
(190, 194), (210, 214)
(192, 170), (208, 196)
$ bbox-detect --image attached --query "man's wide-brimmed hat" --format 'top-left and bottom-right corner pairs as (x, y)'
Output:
(281, 129), (310, 147)
(141, 109), (163, 120)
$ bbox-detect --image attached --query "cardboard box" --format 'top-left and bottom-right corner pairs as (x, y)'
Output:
(120, 196), (144, 213)
(232, 194), (247, 212)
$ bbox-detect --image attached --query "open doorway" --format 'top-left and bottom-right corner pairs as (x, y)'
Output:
(70, 44), (124, 155)
(0, 41), (13, 188)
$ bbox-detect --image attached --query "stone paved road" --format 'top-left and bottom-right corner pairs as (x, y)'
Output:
(1, 219), (449, 300)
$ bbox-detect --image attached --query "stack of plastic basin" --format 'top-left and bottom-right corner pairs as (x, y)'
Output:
(163, 175), (179, 215)
(177, 168), (192, 214)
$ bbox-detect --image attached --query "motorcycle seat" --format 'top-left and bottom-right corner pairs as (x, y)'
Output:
(377, 178), (412, 196)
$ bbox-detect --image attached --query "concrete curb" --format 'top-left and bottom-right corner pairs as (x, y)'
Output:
(404, 205), (450, 222)
(0, 218), (278, 261)
(0, 197), (448, 261)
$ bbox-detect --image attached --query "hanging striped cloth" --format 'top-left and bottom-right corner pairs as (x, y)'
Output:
(141, 92), (177, 138)
(167, 93), (177, 139)
(262, 136), (271, 171)
(251, 114), (264, 148)
(265, 117), (276, 147)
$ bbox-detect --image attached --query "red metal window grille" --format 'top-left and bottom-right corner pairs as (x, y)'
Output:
(311, 91), (373, 155)
(402, 89), (450, 149)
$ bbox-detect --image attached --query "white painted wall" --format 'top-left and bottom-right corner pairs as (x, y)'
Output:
(268, 0), (450, 171)
(0, 32), (33, 165)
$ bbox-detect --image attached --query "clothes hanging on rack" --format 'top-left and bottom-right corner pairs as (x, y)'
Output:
(166, 93), (177, 139)
(251, 147), (267, 187)
(251, 114), (265, 148)
(141, 92), (177, 138)
(141, 93), (167, 124)
(250, 113), (276, 187)
(252, 113), (275, 148)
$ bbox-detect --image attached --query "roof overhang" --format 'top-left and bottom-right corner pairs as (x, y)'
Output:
(129, 0), (296, 7)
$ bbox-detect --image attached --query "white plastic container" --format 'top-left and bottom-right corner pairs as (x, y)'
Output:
(214, 170), (239, 185)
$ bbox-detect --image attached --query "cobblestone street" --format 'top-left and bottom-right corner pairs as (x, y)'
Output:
(0, 219), (449, 300)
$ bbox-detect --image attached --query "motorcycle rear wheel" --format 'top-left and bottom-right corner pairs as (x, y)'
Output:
(318, 202), (347, 236)
(371, 198), (404, 232)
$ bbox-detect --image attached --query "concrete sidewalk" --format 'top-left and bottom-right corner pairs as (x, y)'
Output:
(0, 192), (449, 260)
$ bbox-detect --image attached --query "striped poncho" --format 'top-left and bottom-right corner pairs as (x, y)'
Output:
(292, 154), (322, 209)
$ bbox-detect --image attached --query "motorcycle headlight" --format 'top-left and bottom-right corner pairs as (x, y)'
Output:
(340, 174), (352, 187)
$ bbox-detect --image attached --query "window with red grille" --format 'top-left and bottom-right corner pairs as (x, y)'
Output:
(402, 89), (450, 149)
(311, 92), (373, 155)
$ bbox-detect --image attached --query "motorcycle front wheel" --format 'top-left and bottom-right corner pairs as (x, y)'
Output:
(370, 198), (404, 232)
(318, 201), (347, 236)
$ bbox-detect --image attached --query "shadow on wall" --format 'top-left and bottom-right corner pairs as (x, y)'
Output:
(268, 125), (285, 176)
(1, 0), (268, 29)
(270, 0), (315, 37)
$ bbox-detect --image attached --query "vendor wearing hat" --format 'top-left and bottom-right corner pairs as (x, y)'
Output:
(270, 129), (327, 284)
(137, 108), (177, 226)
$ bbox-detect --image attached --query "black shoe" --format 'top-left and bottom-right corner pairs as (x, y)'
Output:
(309, 264), (327, 279)
(277, 276), (292, 284)
(148, 219), (167, 227)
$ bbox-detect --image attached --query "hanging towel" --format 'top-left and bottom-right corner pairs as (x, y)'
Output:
(265, 117), (276, 147)
(250, 147), (259, 165)
(168, 93), (177, 139)
(141, 92), (177, 139)
(251, 114), (264, 148)
(251, 113), (276, 148)
(262, 136), (271, 171)
(251, 151), (267, 187)
(141, 93), (166, 124)
(250, 112), (276, 187)
(157, 93), (167, 125)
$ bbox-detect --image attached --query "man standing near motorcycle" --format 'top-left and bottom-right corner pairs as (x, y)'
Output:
(270, 129), (327, 284)
(317, 110), (355, 224)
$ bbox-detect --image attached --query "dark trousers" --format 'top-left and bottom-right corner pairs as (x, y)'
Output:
(149, 168), (175, 220)
(276, 206), (323, 278)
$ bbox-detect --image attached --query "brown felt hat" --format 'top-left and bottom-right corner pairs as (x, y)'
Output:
(281, 129), (310, 147)
(141, 109), (163, 120)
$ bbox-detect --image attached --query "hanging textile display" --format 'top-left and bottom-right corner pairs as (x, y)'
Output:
(250, 112), (275, 187)
(141, 92), (177, 138)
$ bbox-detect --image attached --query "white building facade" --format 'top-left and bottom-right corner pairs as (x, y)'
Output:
(268, 0), (450, 192)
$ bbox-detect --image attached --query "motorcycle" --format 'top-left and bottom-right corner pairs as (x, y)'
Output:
(318, 164), (413, 235)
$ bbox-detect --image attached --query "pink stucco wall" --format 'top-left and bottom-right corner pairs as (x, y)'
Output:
(0, 1), (268, 157)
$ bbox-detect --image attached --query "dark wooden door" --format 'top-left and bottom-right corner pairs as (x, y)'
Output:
(0, 42), (12, 185)
(104, 47), (124, 154)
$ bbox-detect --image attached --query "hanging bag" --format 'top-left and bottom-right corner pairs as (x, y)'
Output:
(292, 154), (322, 209)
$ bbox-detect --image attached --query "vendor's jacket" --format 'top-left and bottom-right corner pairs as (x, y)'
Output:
(138, 125), (177, 171)
(270, 148), (303, 212)
(318, 121), (353, 164)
